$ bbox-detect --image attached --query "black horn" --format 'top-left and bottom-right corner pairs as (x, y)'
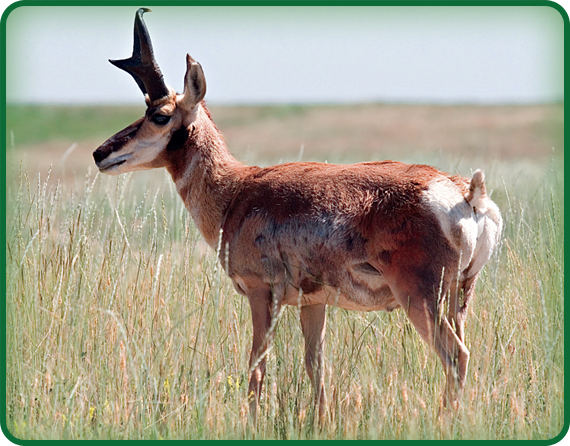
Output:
(110, 8), (169, 102)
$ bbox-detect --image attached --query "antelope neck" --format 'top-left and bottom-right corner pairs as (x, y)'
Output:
(165, 107), (244, 247)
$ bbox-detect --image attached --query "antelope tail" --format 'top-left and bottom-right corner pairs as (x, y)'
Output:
(466, 169), (487, 211)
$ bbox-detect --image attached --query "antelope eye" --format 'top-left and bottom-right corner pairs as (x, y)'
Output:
(151, 114), (171, 125)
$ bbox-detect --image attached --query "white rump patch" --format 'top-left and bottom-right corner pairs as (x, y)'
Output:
(423, 177), (478, 271)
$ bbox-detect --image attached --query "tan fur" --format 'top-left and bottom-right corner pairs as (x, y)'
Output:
(94, 20), (503, 422)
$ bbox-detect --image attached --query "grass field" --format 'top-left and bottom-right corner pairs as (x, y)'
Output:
(5, 103), (565, 440)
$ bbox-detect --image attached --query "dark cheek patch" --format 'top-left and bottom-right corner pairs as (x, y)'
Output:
(166, 126), (190, 151)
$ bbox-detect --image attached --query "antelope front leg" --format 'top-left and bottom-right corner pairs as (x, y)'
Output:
(247, 286), (282, 421)
(300, 304), (327, 422)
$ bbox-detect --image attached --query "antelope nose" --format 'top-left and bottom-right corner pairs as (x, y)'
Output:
(93, 148), (107, 164)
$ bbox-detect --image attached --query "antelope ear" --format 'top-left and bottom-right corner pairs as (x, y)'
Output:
(179, 54), (206, 110)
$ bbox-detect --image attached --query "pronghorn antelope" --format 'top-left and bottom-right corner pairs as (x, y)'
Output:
(94, 8), (502, 419)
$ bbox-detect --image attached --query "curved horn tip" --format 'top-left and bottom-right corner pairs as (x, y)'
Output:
(137, 7), (152, 15)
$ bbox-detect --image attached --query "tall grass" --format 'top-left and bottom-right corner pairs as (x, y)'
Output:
(5, 153), (564, 440)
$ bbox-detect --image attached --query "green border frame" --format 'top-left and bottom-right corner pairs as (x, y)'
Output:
(0, 0), (570, 445)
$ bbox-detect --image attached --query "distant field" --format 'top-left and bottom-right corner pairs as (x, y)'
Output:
(6, 103), (563, 177)
(5, 103), (564, 440)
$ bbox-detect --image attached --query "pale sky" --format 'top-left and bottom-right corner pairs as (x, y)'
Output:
(5, 5), (565, 105)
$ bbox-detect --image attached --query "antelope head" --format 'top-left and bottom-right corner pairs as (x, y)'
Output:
(93, 8), (206, 174)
